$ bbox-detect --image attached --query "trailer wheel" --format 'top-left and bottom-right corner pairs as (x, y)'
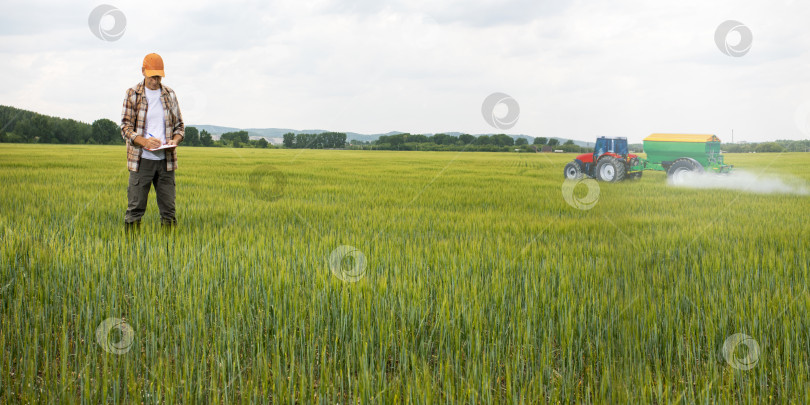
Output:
(595, 156), (626, 182)
(667, 158), (704, 184)
(627, 172), (642, 180)
(563, 161), (583, 180)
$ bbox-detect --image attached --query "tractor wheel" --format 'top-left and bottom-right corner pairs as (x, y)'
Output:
(667, 158), (704, 184)
(563, 161), (583, 180)
(595, 156), (626, 182)
(627, 172), (643, 180)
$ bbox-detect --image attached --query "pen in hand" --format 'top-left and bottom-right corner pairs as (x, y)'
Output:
(145, 133), (163, 150)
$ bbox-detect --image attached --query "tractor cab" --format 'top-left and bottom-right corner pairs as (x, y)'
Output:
(593, 137), (628, 161)
(573, 137), (634, 166)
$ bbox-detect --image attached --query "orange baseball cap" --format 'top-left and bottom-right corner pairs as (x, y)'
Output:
(142, 53), (165, 77)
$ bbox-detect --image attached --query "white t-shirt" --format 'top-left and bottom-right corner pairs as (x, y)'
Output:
(141, 87), (166, 160)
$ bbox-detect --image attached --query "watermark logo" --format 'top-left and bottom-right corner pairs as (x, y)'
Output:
(722, 333), (760, 370)
(88, 5), (127, 42)
(329, 245), (367, 282)
(561, 178), (600, 210)
(714, 20), (752, 57)
(481, 92), (520, 130)
(95, 317), (135, 354)
(249, 165), (287, 202)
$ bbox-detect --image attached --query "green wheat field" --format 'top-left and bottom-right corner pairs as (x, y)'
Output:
(1, 144), (808, 403)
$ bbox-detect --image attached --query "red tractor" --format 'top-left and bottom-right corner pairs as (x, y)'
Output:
(563, 137), (642, 182)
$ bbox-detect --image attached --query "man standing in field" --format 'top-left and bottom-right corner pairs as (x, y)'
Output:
(120, 53), (184, 230)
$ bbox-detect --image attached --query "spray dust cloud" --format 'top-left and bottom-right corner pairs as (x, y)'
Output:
(668, 170), (810, 195)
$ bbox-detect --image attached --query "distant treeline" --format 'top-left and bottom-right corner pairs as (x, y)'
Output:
(283, 132), (347, 149)
(350, 133), (591, 153)
(3, 105), (809, 152)
(197, 129), (271, 148)
(721, 141), (810, 153)
(0, 105), (273, 148)
(0, 105), (119, 145)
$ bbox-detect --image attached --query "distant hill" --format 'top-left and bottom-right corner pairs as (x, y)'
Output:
(189, 124), (595, 147)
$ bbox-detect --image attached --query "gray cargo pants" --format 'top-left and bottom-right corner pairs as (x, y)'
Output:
(124, 158), (176, 226)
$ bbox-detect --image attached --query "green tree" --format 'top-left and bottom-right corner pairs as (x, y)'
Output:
(383, 134), (406, 148)
(319, 132), (347, 148)
(515, 138), (528, 146)
(62, 119), (91, 144)
(91, 118), (119, 144)
(26, 115), (53, 143)
(220, 130), (249, 146)
(410, 134), (429, 143)
(475, 135), (491, 145)
(431, 133), (458, 145)
(295, 133), (313, 148)
(184, 126), (200, 146)
(459, 134), (475, 144)
(0, 105), (93, 144)
(547, 138), (560, 147)
(283, 133), (295, 148)
(755, 142), (785, 153)
(533, 137), (548, 145)
(491, 134), (514, 147)
(200, 130), (213, 146)
(13, 120), (32, 142)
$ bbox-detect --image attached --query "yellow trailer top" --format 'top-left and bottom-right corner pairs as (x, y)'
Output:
(643, 133), (721, 143)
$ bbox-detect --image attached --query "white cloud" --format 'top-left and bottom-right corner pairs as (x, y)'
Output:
(0, 0), (808, 142)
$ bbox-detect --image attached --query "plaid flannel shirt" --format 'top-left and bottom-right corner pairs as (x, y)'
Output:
(120, 81), (185, 172)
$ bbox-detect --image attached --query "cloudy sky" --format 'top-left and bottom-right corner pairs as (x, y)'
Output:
(1, 0), (809, 143)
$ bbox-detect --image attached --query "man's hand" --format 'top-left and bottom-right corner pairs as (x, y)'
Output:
(135, 135), (162, 150)
(167, 137), (181, 146)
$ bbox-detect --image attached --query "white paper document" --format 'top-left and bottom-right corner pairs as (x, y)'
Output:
(144, 144), (178, 151)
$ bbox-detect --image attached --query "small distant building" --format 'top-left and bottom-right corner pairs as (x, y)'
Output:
(541, 146), (553, 153)
(553, 149), (564, 153)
